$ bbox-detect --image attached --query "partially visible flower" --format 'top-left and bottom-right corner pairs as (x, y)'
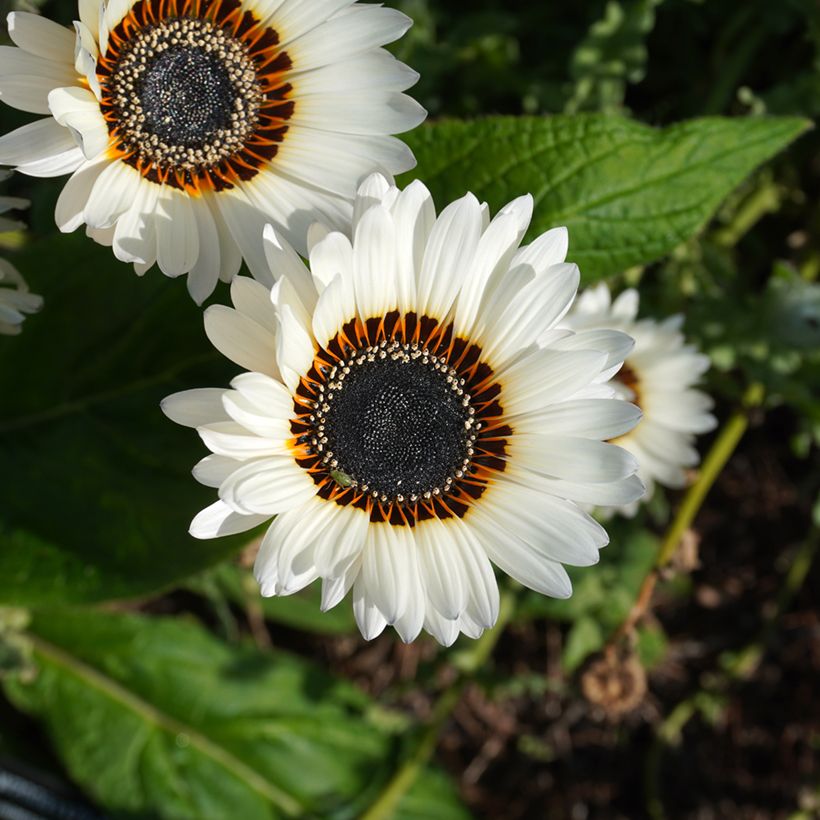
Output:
(163, 174), (644, 645)
(0, 1), (424, 303)
(563, 283), (716, 512)
(0, 178), (41, 335)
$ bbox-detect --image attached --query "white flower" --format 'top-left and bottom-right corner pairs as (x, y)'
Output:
(162, 174), (644, 645)
(0, 2), (425, 304)
(0, 180), (42, 335)
(564, 282), (717, 512)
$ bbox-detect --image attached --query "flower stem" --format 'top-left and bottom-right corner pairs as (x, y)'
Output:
(360, 590), (517, 820)
(655, 382), (765, 568)
(612, 382), (765, 644)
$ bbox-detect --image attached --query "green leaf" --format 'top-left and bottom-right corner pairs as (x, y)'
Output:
(0, 232), (248, 606)
(396, 769), (473, 820)
(2, 607), (466, 819)
(562, 616), (604, 673)
(401, 115), (809, 281)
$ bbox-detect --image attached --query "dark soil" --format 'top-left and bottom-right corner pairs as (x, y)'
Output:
(321, 408), (820, 820)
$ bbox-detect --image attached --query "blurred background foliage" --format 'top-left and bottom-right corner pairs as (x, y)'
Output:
(0, 0), (818, 818)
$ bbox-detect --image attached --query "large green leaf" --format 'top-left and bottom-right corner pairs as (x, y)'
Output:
(401, 115), (809, 281)
(2, 607), (469, 819)
(0, 232), (246, 605)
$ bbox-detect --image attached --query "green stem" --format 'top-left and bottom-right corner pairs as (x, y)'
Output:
(656, 382), (765, 569)
(713, 179), (781, 248)
(360, 590), (517, 820)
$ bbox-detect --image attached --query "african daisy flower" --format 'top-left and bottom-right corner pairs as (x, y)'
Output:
(162, 174), (645, 645)
(0, 1), (424, 303)
(0, 177), (42, 335)
(563, 282), (717, 513)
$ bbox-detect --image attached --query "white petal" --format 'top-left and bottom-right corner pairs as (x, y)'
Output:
(286, 6), (412, 72)
(186, 197), (222, 304)
(509, 435), (638, 484)
(0, 48), (77, 113)
(83, 159), (144, 229)
(499, 348), (609, 417)
(417, 192), (482, 319)
(293, 88), (425, 136)
(198, 422), (287, 459)
(423, 606), (460, 647)
(389, 179), (433, 311)
(230, 371), (293, 418)
(275, 303), (315, 393)
(161, 388), (229, 428)
(612, 289), (640, 320)
(213, 186), (271, 282)
(548, 329), (635, 375)
(268, 0), (356, 46)
(480, 263), (579, 366)
(470, 507), (573, 599)
(0, 117), (82, 177)
(360, 524), (408, 623)
(47, 86), (108, 159)
(222, 390), (292, 441)
(230, 276), (278, 331)
(511, 227), (569, 272)
(8, 13), (75, 62)
(112, 181), (159, 266)
(415, 520), (467, 620)
(512, 399), (641, 440)
(189, 499), (268, 539)
(314, 504), (369, 578)
(292, 48), (419, 95)
(391, 527), (425, 643)
(274, 125), (415, 197)
(454, 196), (533, 338)
(481, 483), (606, 566)
(261, 223), (317, 313)
(353, 204), (397, 319)
(155, 187), (199, 278)
(192, 454), (243, 488)
(219, 457), (317, 516)
(204, 305), (280, 378)
(55, 156), (109, 231)
(353, 575), (387, 640)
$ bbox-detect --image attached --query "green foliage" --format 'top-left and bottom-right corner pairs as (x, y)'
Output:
(0, 232), (247, 606)
(2, 607), (466, 819)
(566, 0), (662, 114)
(402, 115), (808, 282)
(0, 0), (817, 816)
(190, 563), (358, 637)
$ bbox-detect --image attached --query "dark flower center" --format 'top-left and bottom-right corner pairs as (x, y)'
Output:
(106, 17), (262, 172)
(311, 341), (476, 503)
(140, 46), (239, 147)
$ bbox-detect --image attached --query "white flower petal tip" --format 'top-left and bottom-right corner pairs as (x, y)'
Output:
(0, 191), (41, 336)
(165, 179), (651, 643)
(0, 0), (424, 300)
(562, 282), (716, 512)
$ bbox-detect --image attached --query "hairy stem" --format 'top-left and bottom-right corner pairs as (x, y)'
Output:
(613, 382), (765, 644)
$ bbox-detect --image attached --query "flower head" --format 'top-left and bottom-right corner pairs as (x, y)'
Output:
(0, 2), (424, 302)
(0, 177), (42, 335)
(163, 175), (644, 644)
(564, 283), (717, 512)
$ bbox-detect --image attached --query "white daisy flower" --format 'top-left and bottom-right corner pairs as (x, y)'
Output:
(564, 282), (717, 512)
(162, 174), (645, 645)
(0, 179), (42, 335)
(0, 2), (425, 304)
